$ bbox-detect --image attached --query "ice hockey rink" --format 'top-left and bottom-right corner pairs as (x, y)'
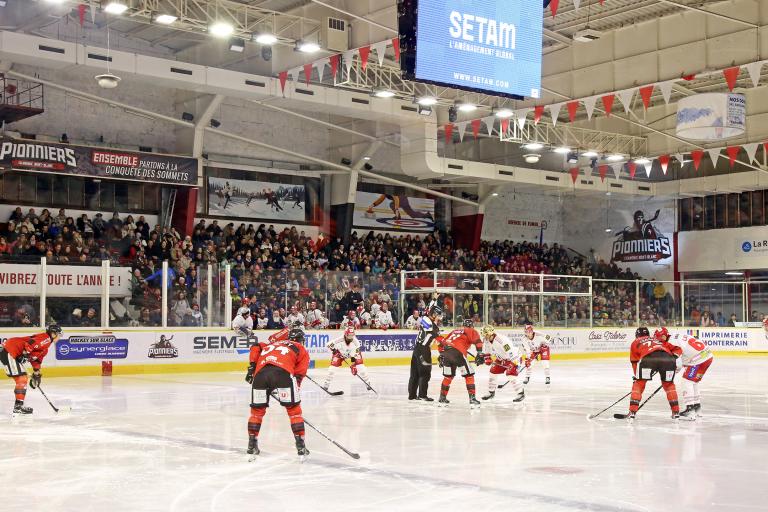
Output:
(2, 358), (767, 512)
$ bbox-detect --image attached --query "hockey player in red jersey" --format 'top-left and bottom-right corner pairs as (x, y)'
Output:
(625, 326), (683, 421)
(655, 327), (713, 420)
(437, 318), (485, 408)
(1, 325), (62, 415)
(245, 326), (310, 460)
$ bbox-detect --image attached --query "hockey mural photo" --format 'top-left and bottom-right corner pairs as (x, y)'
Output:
(208, 176), (306, 221)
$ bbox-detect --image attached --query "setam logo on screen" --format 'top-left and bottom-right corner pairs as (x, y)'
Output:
(415, 0), (542, 98)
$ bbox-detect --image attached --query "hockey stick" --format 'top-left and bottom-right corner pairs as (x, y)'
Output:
(613, 385), (663, 419)
(587, 391), (631, 420)
(37, 386), (69, 413)
(305, 375), (344, 396)
(342, 359), (378, 395)
(304, 417), (361, 460)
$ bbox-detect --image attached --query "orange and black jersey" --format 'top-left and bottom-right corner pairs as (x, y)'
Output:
(630, 335), (681, 371)
(2, 333), (54, 370)
(249, 340), (309, 379)
(440, 327), (483, 356)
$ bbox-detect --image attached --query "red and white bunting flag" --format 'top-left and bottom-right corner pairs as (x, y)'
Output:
(583, 95), (598, 120)
(484, 116), (496, 136)
(570, 167), (579, 184)
(290, 67), (302, 82)
(444, 124), (454, 144)
(314, 58), (329, 82)
(659, 154), (670, 174)
(682, 74), (696, 81)
(358, 45), (371, 71)
(674, 153), (684, 168)
(548, 102), (563, 126)
(601, 94), (615, 117)
(598, 165), (608, 182)
(88, 0), (97, 23)
(329, 54), (340, 78)
(690, 150), (704, 171)
(643, 162), (652, 178)
(371, 41), (388, 67)
(278, 71), (288, 94)
(550, 0), (559, 18)
(573, 0), (581, 9)
(726, 146), (740, 167)
(457, 121), (468, 142)
(723, 66), (740, 91)
(78, 4), (86, 26)
(303, 63), (313, 85)
(567, 101), (579, 122)
(617, 88), (636, 114)
(534, 105), (545, 124)
(639, 85), (654, 110)
(628, 162), (637, 179)
(471, 119), (482, 139)
(612, 163), (622, 180)
(515, 108), (531, 130)
(343, 50), (355, 74)
(744, 142), (760, 164)
(584, 165), (593, 178)
(707, 148), (721, 168)
(391, 38), (400, 61)
(659, 81), (674, 104)
(746, 62), (763, 88)
(500, 118), (510, 134)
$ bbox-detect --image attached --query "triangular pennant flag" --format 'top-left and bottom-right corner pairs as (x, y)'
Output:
(457, 121), (468, 142)
(343, 50), (355, 74)
(290, 67), (302, 82)
(484, 116), (495, 136)
(707, 148), (721, 167)
(567, 101), (579, 122)
(643, 162), (651, 178)
(746, 62), (763, 88)
(303, 63), (313, 86)
(471, 119), (481, 139)
(583, 95), (598, 120)
(78, 4), (86, 26)
(278, 71), (288, 94)
(329, 54), (340, 78)
(690, 150), (703, 171)
(617, 88), (635, 114)
(534, 105), (545, 124)
(682, 74), (696, 81)
(744, 142), (760, 163)
(612, 163), (622, 180)
(314, 59), (328, 82)
(659, 154), (670, 174)
(659, 81), (673, 104)
(726, 146), (740, 167)
(628, 162), (637, 179)
(358, 46), (371, 71)
(392, 38), (400, 62)
(639, 85), (654, 109)
(601, 94), (615, 117)
(550, 0), (559, 18)
(723, 66), (740, 91)
(515, 108), (530, 130)
(548, 102), (563, 126)
(570, 167), (579, 184)
(89, 0), (97, 22)
(599, 0), (604, 4)
(573, 0), (581, 9)
(674, 153), (684, 169)
(500, 118), (510, 134)
(372, 41), (388, 67)
(444, 124), (454, 145)
(598, 165), (608, 182)
(584, 165), (593, 178)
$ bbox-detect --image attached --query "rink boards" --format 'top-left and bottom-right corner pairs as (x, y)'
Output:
(1, 327), (766, 377)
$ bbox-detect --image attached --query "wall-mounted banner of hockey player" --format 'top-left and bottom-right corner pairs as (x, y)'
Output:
(208, 176), (306, 221)
(479, 325), (526, 402)
(522, 323), (551, 385)
(322, 327), (373, 392)
(611, 209), (672, 263)
(354, 191), (435, 232)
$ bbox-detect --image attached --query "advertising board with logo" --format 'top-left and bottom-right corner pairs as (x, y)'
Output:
(611, 209), (672, 263)
(147, 335), (179, 359)
(56, 335), (129, 360)
(0, 264), (132, 297)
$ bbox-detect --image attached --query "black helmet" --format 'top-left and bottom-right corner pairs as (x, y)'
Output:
(635, 326), (650, 338)
(47, 324), (62, 336)
(633, 210), (644, 221)
(292, 320), (303, 329)
(463, 317), (474, 328)
(288, 327), (304, 343)
(430, 305), (443, 317)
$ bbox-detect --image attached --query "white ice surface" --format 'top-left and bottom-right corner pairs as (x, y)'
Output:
(2, 358), (768, 512)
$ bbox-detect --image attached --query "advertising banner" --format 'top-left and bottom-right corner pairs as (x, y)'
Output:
(414, 0), (542, 98)
(56, 334), (129, 360)
(0, 264), (132, 297)
(353, 191), (435, 232)
(207, 176), (305, 221)
(0, 136), (199, 186)
(610, 209), (672, 263)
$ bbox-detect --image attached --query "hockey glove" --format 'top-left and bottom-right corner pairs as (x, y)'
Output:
(484, 354), (493, 366)
(474, 353), (486, 366)
(350, 365), (358, 376)
(30, 370), (42, 389)
(244, 363), (255, 384)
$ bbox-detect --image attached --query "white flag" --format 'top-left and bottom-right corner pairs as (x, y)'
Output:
(746, 62), (763, 88)
(612, 163), (622, 180)
(584, 165), (593, 178)
(643, 162), (651, 178)
(343, 50), (355, 74)
(372, 41), (388, 66)
(583, 96), (598, 120)
(457, 121), (468, 142)
(314, 59), (328, 83)
(549, 102), (563, 126)
(659, 81), (674, 104)
(744, 142), (760, 163)
(573, 0), (581, 9)
(484, 116), (495, 137)
(290, 67), (302, 82)
(617, 88), (636, 114)
(707, 148), (721, 167)
(515, 108), (531, 130)
(674, 153), (685, 169)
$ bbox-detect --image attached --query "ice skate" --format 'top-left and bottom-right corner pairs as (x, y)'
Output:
(545, 377), (550, 385)
(523, 377), (530, 385)
(671, 413), (680, 422)
(437, 396), (450, 407)
(420, 396), (434, 402)
(469, 397), (481, 409)
(512, 390), (526, 402)
(481, 391), (496, 401)
(247, 436), (260, 461)
(626, 412), (636, 424)
(12, 401), (32, 416)
(679, 405), (697, 421)
(295, 437), (310, 462)
(693, 403), (703, 418)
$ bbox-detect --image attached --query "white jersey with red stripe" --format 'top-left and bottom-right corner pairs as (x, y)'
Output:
(484, 332), (524, 366)
(523, 332), (549, 355)
(327, 335), (362, 359)
(305, 308), (326, 328)
(667, 333), (713, 366)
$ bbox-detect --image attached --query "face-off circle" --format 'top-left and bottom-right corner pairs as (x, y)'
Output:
(376, 218), (434, 229)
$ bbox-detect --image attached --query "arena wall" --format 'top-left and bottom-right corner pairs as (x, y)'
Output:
(1, 327), (765, 378)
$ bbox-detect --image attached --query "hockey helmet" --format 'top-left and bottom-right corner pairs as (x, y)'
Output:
(429, 304), (443, 318)
(635, 326), (650, 338)
(343, 326), (355, 341)
(238, 307), (250, 316)
(654, 327), (670, 341)
(47, 324), (63, 337)
(524, 323), (535, 337)
(480, 325), (495, 340)
(291, 320), (303, 328)
(288, 327), (305, 343)
(463, 317), (474, 328)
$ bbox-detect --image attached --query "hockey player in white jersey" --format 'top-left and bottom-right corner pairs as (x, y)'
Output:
(523, 323), (551, 385)
(304, 301), (328, 329)
(340, 310), (361, 330)
(232, 307), (254, 337)
(479, 325), (525, 402)
(655, 327), (714, 419)
(357, 305), (373, 328)
(286, 305), (306, 328)
(322, 327), (372, 391)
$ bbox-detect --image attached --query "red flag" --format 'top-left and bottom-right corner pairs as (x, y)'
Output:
(303, 63), (313, 86)
(444, 124), (454, 145)
(359, 46), (371, 71)
(278, 71), (288, 94)
(726, 146), (740, 167)
(392, 38), (400, 62)
(78, 4), (86, 26)
(471, 119), (481, 139)
(534, 105), (545, 124)
(658, 155), (670, 174)
(598, 165), (608, 182)
(567, 101), (579, 122)
(601, 94), (615, 117)
(723, 66), (740, 91)
(639, 85), (654, 110)
(329, 54), (340, 78)
(550, 0), (559, 17)
(501, 119), (510, 134)
(570, 167), (579, 184)
(628, 162), (637, 179)
(682, 74), (696, 81)
(690, 150), (704, 171)
(599, 0), (604, 4)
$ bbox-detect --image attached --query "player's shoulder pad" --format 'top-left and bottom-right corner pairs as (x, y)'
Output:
(420, 317), (433, 329)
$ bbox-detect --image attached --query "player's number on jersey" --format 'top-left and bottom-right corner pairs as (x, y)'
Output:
(687, 338), (706, 351)
(261, 344), (291, 356)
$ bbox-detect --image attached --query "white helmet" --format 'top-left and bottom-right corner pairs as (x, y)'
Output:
(480, 325), (495, 340)
(238, 307), (250, 316)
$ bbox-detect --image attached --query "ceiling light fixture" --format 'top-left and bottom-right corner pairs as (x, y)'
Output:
(457, 102), (476, 113)
(523, 142), (544, 151)
(554, 146), (571, 154)
(607, 153), (625, 161)
(229, 37), (245, 52)
(373, 89), (395, 98)
(582, 150), (599, 158)
(155, 14), (177, 25)
(209, 21), (234, 38)
(495, 108), (514, 118)
(104, 1), (128, 14)
(417, 96), (437, 106)
(297, 40), (320, 53)
(524, 154), (541, 164)
(254, 33), (277, 45)
(725, 271), (744, 276)
(634, 157), (651, 165)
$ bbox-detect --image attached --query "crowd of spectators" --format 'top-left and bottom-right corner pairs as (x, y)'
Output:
(0, 204), (754, 329)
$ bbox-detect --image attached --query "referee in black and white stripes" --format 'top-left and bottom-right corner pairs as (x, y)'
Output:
(408, 295), (442, 401)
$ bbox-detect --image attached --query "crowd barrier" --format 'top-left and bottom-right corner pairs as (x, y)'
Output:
(1, 327), (766, 378)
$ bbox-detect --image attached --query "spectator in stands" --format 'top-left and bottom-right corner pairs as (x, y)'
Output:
(405, 309), (420, 330)
(377, 302), (395, 329)
(80, 307), (99, 327)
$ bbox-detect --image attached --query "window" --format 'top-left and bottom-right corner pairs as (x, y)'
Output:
(2, 173), (19, 201)
(752, 190), (763, 226)
(144, 185), (159, 211)
(739, 192), (751, 227)
(727, 194), (739, 228)
(36, 175), (52, 204)
(84, 179), (99, 209)
(679, 198), (692, 231)
(692, 197), (704, 230)
(52, 176), (68, 206)
(715, 195), (727, 229)
(67, 177), (84, 207)
(704, 196), (715, 230)
(99, 180), (115, 211)
(19, 175), (36, 202)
